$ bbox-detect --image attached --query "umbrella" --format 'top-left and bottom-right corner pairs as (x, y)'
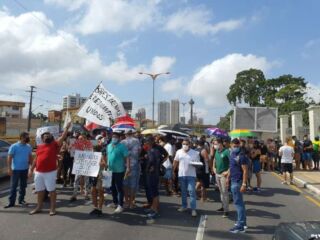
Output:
(114, 114), (135, 126)
(141, 129), (165, 135)
(112, 124), (136, 133)
(205, 128), (229, 139)
(158, 125), (190, 138)
(230, 129), (255, 138)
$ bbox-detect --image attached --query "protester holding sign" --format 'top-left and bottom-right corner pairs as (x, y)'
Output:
(70, 132), (93, 202)
(106, 132), (129, 214)
(29, 122), (71, 216)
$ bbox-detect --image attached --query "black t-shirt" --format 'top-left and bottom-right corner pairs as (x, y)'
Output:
(303, 140), (313, 152)
(261, 145), (268, 155)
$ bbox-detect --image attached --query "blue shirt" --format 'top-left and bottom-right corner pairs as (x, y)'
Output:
(229, 150), (248, 182)
(8, 142), (32, 170)
(107, 143), (128, 173)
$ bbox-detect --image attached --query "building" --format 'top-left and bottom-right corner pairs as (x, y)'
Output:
(62, 93), (86, 109)
(171, 99), (180, 124)
(135, 108), (146, 120)
(0, 101), (25, 119)
(180, 116), (186, 124)
(122, 102), (133, 116)
(158, 101), (170, 125)
(61, 107), (85, 124)
(48, 110), (62, 123)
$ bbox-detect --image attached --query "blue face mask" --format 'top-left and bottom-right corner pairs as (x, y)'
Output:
(112, 138), (119, 145)
(232, 147), (240, 153)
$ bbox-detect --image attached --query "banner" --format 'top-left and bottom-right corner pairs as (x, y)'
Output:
(72, 150), (102, 177)
(77, 83), (126, 127)
(36, 126), (60, 145)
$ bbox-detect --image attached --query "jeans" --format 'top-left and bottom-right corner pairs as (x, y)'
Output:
(216, 174), (229, 212)
(9, 169), (28, 205)
(111, 172), (125, 207)
(231, 181), (246, 227)
(146, 173), (159, 201)
(179, 176), (196, 210)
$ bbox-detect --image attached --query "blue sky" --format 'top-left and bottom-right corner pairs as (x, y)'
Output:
(0, 0), (319, 124)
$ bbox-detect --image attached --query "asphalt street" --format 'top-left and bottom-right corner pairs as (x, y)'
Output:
(0, 172), (319, 240)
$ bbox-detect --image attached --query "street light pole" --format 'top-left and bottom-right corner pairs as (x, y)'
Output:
(139, 72), (170, 126)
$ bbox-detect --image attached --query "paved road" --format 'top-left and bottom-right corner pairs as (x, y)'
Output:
(0, 172), (319, 240)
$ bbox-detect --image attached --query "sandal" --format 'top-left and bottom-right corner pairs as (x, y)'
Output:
(29, 209), (42, 215)
(49, 211), (57, 216)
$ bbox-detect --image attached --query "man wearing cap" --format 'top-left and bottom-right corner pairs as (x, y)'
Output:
(29, 122), (71, 215)
(227, 138), (249, 233)
(106, 132), (129, 213)
(121, 130), (141, 209)
(4, 132), (33, 208)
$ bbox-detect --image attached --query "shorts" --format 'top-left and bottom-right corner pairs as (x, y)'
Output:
(123, 166), (140, 191)
(252, 160), (261, 174)
(163, 168), (173, 180)
(89, 174), (103, 189)
(281, 163), (293, 173)
(34, 170), (57, 192)
(260, 155), (267, 163)
(197, 173), (210, 188)
(313, 152), (320, 163)
(302, 152), (312, 161)
(146, 173), (159, 198)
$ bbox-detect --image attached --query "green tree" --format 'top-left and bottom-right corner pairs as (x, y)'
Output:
(216, 110), (233, 131)
(227, 69), (266, 106)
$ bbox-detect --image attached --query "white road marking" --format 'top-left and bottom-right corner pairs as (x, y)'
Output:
(196, 215), (208, 240)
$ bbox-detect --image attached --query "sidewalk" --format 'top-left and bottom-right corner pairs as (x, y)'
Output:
(293, 171), (320, 196)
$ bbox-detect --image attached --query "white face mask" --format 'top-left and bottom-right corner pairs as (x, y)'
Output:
(182, 144), (189, 152)
(214, 145), (219, 150)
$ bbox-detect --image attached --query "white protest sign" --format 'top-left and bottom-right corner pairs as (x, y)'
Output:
(36, 126), (60, 145)
(63, 111), (73, 131)
(77, 83), (126, 127)
(72, 150), (102, 177)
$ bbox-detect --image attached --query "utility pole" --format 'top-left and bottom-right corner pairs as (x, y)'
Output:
(26, 86), (36, 132)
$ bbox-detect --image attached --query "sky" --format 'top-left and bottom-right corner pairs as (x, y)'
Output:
(0, 0), (320, 124)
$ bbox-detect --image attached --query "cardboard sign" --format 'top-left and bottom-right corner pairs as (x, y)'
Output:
(36, 126), (60, 145)
(72, 150), (102, 177)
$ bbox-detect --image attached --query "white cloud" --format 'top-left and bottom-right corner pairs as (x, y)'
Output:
(187, 53), (273, 107)
(118, 36), (139, 49)
(73, 0), (162, 34)
(150, 56), (176, 73)
(0, 10), (175, 90)
(161, 78), (182, 93)
(164, 8), (244, 36)
(44, 0), (86, 11)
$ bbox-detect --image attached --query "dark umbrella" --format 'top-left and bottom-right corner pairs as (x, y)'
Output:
(205, 128), (229, 139)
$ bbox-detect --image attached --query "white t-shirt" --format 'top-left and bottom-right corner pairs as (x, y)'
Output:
(164, 143), (173, 157)
(174, 148), (199, 177)
(279, 145), (294, 164)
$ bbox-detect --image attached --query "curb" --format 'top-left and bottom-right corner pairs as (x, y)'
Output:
(294, 176), (320, 196)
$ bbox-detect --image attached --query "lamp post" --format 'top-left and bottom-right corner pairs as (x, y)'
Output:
(139, 72), (170, 126)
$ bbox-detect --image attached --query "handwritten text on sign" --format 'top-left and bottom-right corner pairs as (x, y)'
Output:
(72, 150), (102, 177)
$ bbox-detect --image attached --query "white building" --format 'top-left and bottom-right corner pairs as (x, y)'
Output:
(63, 93), (86, 109)
(0, 101), (25, 119)
(171, 99), (180, 124)
(158, 101), (170, 125)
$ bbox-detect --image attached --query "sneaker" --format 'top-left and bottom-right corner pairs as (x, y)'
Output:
(106, 203), (117, 208)
(96, 209), (103, 217)
(222, 212), (229, 218)
(234, 223), (248, 229)
(191, 210), (197, 217)
(89, 208), (100, 215)
(18, 200), (28, 206)
(177, 207), (188, 212)
(147, 211), (159, 218)
(216, 207), (224, 212)
(229, 225), (245, 233)
(69, 196), (77, 202)
(4, 204), (14, 209)
(114, 206), (123, 213)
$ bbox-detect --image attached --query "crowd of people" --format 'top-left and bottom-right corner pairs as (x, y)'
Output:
(4, 124), (320, 234)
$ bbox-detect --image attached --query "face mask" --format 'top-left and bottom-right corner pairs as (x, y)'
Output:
(25, 137), (30, 143)
(182, 144), (189, 152)
(232, 147), (240, 153)
(214, 145), (219, 150)
(112, 138), (119, 145)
